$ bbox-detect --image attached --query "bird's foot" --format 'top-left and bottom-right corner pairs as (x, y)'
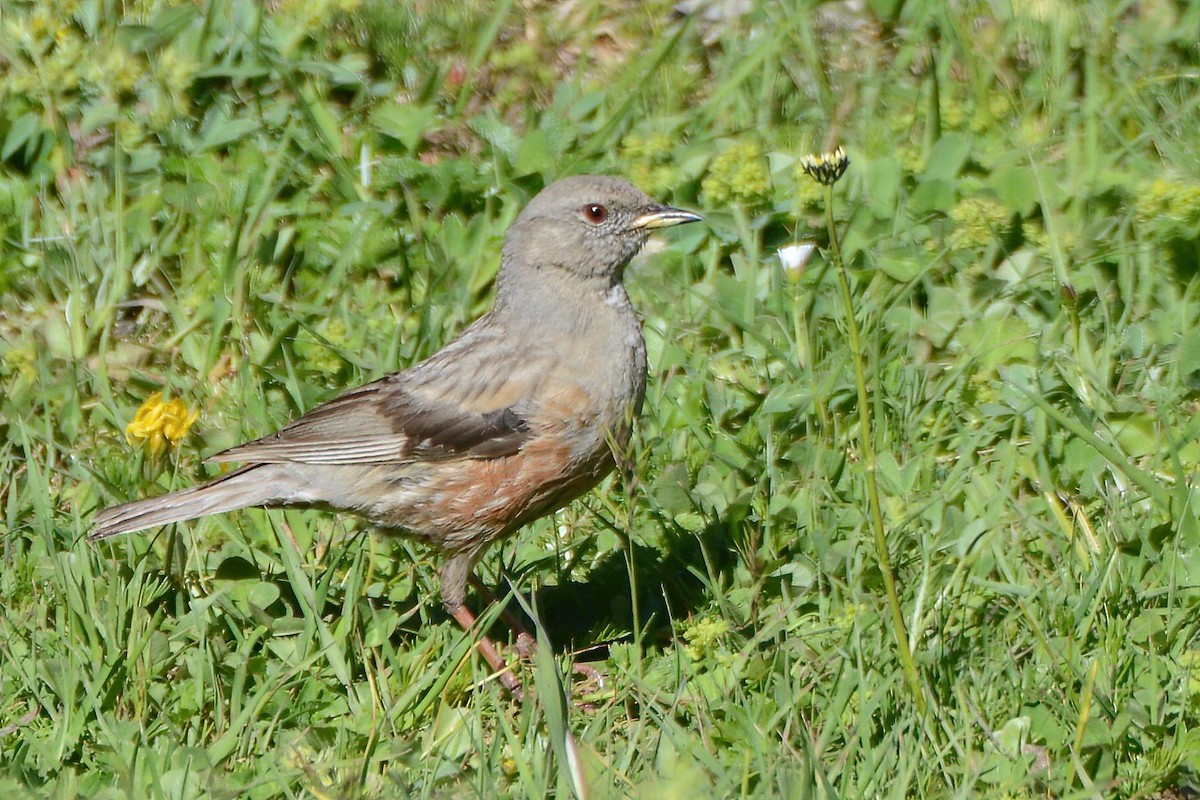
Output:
(449, 599), (607, 706)
(448, 603), (525, 701)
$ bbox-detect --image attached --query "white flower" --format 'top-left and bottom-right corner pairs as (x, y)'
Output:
(777, 242), (816, 274)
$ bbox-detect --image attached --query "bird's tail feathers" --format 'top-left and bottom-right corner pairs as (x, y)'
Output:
(91, 465), (273, 540)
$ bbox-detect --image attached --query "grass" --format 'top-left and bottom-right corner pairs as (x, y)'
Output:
(3, 0), (1200, 796)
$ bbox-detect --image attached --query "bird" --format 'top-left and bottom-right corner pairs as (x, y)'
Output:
(92, 175), (702, 695)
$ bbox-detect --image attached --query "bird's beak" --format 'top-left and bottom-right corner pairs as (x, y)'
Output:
(631, 205), (704, 230)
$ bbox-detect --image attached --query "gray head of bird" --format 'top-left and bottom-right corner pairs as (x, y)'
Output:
(500, 175), (702, 286)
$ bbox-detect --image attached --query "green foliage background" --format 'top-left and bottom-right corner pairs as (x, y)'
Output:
(3, 0), (1200, 796)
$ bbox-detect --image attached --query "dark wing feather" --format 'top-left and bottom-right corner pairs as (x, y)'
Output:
(207, 324), (543, 466)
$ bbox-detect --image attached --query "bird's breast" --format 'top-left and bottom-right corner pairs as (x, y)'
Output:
(552, 287), (647, 443)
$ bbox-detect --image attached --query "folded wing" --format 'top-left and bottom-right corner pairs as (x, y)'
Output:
(208, 325), (547, 466)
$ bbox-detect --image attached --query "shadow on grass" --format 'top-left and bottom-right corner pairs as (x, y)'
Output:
(485, 518), (740, 659)
(133, 512), (740, 668)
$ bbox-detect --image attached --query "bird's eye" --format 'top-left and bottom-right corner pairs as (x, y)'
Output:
(582, 203), (608, 224)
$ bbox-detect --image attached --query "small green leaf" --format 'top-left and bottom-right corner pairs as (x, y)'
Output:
(214, 555), (260, 581)
(761, 382), (812, 414)
(876, 253), (923, 281)
(864, 155), (903, 217)
(371, 103), (439, 152)
(989, 165), (1039, 216)
(1178, 329), (1200, 375)
(514, 129), (553, 176)
(1, 114), (42, 161)
(908, 178), (957, 215)
(876, 451), (915, 495)
(470, 115), (517, 158)
(922, 133), (973, 180)
(195, 115), (259, 152)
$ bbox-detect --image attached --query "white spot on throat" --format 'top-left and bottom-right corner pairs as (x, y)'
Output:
(606, 283), (632, 308)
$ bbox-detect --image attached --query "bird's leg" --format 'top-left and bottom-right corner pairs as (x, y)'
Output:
(446, 602), (524, 700)
(468, 574), (537, 657)
(467, 574), (605, 688)
(441, 552), (524, 699)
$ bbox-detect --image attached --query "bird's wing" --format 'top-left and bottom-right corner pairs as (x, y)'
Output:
(206, 324), (546, 466)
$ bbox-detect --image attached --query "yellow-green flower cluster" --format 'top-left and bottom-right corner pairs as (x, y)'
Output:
(0, 341), (38, 388)
(975, 93), (1015, 132)
(949, 196), (1010, 251)
(275, 0), (362, 48)
(86, 43), (142, 96)
(894, 142), (925, 179)
(4, 5), (86, 98)
(1134, 178), (1200, 232)
(831, 602), (865, 633)
(680, 616), (732, 662)
(701, 142), (771, 209)
(294, 317), (354, 376)
(145, 45), (199, 128)
(790, 168), (827, 212)
(940, 95), (969, 130)
(1020, 216), (1077, 255)
(125, 392), (199, 457)
(620, 132), (680, 198)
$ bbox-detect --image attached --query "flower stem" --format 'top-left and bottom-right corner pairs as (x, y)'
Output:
(823, 186), (926, 715)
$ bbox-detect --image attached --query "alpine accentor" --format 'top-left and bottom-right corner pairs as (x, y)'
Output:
(92, 175), (701, 693)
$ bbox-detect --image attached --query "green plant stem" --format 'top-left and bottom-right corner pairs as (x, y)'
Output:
(823, 186), (926, 715)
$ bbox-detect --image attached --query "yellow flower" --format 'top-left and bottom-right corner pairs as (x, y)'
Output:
(125, 391), (199, 457)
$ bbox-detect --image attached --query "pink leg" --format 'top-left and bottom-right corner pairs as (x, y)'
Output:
(447, 603), (524, 701)
(467, 576), (606, 688)
(468, 575), (537, 655)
